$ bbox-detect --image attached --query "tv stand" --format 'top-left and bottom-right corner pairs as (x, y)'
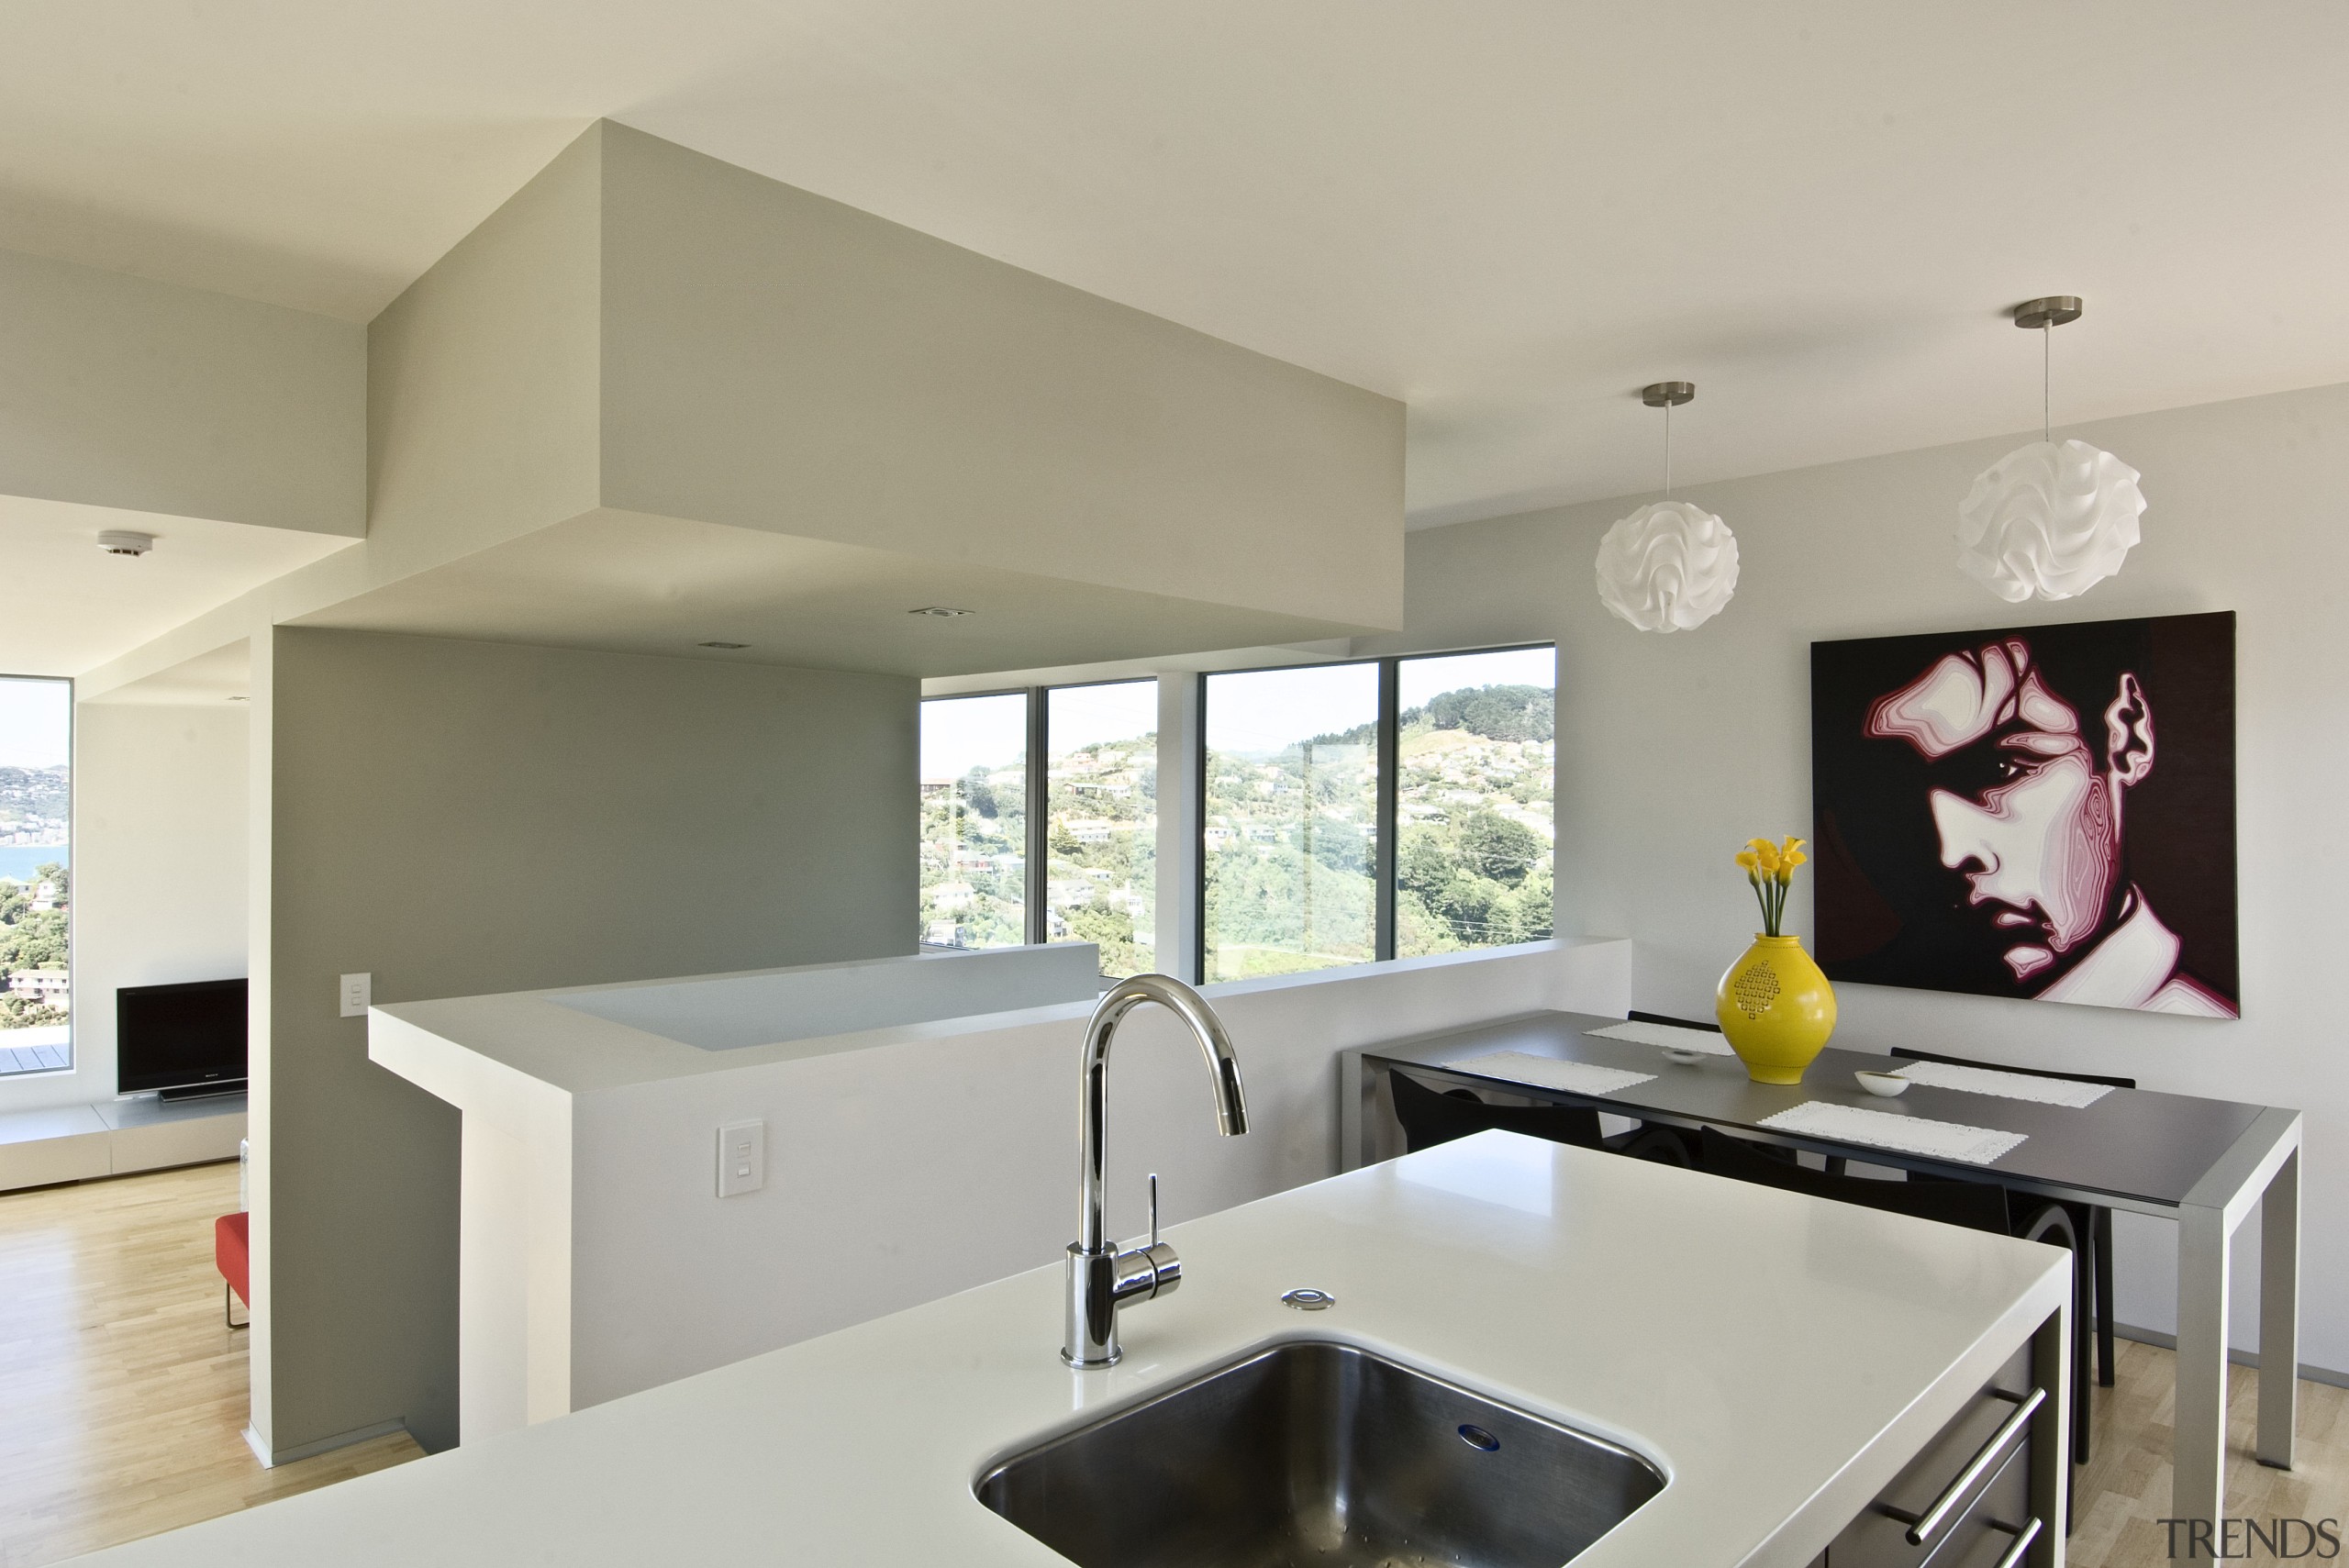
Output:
(0, 1091), (246, 1192)
(159, 1082), (248, 1104)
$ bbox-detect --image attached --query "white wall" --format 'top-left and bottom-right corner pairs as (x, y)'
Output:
(564, 939), (1628, 1410)
(1372, 380), (2349, 1374)
(0, 702), (248, 1114)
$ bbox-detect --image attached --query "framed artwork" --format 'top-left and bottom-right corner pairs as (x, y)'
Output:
(1811, 611), (2237, 1018)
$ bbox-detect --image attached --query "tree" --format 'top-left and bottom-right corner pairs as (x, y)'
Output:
(1458, 811), (1544, 885)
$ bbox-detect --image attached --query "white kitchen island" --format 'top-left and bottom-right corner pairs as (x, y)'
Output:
(72, 1131), (2067, 1567)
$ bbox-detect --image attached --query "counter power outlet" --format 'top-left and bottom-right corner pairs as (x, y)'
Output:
(718, 1121), (766, 1197)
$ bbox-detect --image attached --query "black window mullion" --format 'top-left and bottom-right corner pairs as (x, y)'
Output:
(1026, 688), (1048, 946)
(1375, 658), (1399, 962)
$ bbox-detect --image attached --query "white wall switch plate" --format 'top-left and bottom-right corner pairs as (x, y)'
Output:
(717, 1120), (765, 1197)
(339, 973), (371, 1018)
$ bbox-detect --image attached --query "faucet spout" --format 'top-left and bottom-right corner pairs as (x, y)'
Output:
(1065, 973), (1248, 1366)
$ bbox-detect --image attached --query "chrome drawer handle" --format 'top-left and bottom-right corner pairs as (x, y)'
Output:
(1888, 1385), (2045, 1546)
(1991, 1516), (2043, 1568)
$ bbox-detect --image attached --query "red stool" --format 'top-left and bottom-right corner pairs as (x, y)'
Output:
(216, 1211), (250, 1328)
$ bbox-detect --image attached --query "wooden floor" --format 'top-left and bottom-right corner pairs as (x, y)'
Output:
(0, 1162), (420, 1567)
(2070, 1339), (2348, 1566)
(0, 1165), (2340, 1565)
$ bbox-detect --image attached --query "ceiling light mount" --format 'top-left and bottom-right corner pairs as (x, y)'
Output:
(697, 640), (750, 651)
(909, 606), (975, 617)
(1640, 381), (1695, 408)
(97, 530), (156, 556)
(2011, 296), (2083, 331)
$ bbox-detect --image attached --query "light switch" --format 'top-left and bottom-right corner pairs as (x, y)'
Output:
(717, 1120), (765, 1197)
(339, 973), (371, 1018)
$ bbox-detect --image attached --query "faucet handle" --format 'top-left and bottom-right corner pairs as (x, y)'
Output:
(1149, 1172), (1159, 1250)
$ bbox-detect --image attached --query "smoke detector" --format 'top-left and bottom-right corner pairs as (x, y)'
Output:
(97, 530), (156, 557)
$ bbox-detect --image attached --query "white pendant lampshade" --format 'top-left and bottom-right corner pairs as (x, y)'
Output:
(1598, 381), (1738, 633)
(1596, 499), (1741, 631)
(1960, 296), (2143, 602)
(1957, 439), (2144, 602)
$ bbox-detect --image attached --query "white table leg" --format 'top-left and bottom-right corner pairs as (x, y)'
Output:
(2257, 1147), (2299, 1469)
(2174, 1201), (2231, 1530)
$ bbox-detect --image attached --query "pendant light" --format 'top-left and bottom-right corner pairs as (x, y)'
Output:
(1957, 296), (2144, 602)
(1595, 382), (1739, 632)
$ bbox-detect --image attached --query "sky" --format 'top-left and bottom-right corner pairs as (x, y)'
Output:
(921, 649), (1557, 776)
(0, 678), (71, 770)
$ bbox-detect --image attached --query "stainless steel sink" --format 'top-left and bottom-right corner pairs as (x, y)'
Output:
(974, 1340), (1664, 1568)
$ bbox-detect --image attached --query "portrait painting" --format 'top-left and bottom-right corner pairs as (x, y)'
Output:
(1811, 611), (2237, 1018)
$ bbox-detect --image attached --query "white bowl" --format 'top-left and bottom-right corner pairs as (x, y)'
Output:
(1854, 1070), (1909, 1097)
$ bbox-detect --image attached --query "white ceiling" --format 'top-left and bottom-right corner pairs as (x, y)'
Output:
(4, 2), (2347, 526)
(0, 496), (354, 678)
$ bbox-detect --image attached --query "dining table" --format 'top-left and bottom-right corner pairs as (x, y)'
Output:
(1337, 1010), (2303, 1529)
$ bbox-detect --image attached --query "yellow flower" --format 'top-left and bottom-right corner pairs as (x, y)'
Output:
(1783, 849), (1809, 869)
(1734, 850), (1759, 872)
(1780, 836), (1808, 858)
(1752, 840), (1781, 874)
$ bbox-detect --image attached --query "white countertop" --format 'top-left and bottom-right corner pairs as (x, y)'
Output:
(75, 1132), (2067, 1568)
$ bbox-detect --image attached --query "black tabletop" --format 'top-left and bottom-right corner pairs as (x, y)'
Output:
(1362, 1011), (2272, 1211)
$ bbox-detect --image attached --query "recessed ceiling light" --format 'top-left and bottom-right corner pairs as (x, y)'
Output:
(697, 640), (750, 650)
(909, 606), (974, 617)
(98, 530), (156, 556)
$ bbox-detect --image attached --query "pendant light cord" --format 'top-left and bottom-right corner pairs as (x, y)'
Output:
(1664, 400), (1674, 498)
(2043, 322), (2052, 446)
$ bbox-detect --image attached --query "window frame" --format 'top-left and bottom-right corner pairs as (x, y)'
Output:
(0, 673), (75, 1079)
(1194, 642), (1554, 983)
(915, 686), (1034, 954)
(918, 642), (1554, 984)
(1037, 677), (1160, 969)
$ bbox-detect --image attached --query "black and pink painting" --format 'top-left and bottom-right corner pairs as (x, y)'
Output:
(1811, 611), (2238, 1018)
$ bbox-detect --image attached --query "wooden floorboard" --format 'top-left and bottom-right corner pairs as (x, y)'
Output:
(2069, 1339), (2349, 1566)
(0, 1162), (420, 1566)
(1, 1165), (2340, 1564)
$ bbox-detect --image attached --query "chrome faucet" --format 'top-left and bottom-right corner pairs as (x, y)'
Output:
(1063, 974), (1248, 1368)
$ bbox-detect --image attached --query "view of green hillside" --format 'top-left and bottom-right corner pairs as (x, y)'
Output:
(0, 862), (68, 1029)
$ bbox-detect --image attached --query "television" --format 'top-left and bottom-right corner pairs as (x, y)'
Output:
(117, 978), (248, 1099)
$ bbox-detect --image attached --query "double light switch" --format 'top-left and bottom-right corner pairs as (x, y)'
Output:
(718, 1120), (766, 1197)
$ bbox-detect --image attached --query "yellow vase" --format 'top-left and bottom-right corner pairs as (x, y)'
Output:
(1714, 934), (1837, 1084)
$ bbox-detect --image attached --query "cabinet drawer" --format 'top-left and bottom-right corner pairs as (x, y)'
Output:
(1829, 1345), (2036, 1568)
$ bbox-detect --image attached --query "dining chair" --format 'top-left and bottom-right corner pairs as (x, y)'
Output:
(1892, 1046), (2132, 1391)
(1386, 1070), (1694, 1165)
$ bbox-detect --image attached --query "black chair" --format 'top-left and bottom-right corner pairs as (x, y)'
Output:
(1696, 1125), (2011, 1230)
(1893, 1046), (2133, 1392)
(1698, 1125), (2095, 1486)
(1386, 1070), (1694, 1165)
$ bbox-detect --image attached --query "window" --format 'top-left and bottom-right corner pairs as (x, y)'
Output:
(1043, 682), (1157, 975)
(1394, 647), (1556, 955)
(1201, 663), (1381, 983)
(918, 692), (1028, 950)
(0, 676), (72, 1076)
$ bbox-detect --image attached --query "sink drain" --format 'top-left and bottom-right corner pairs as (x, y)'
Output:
(1457, 1424), (1500, 1452)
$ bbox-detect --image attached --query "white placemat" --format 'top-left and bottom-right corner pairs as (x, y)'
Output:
(1448, 1051), (1658, 1097)
(1891, 1060), (2112, 1108)
(1586, 1020), (1735, 1057)
(1758, 1101), (2027, 1167)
